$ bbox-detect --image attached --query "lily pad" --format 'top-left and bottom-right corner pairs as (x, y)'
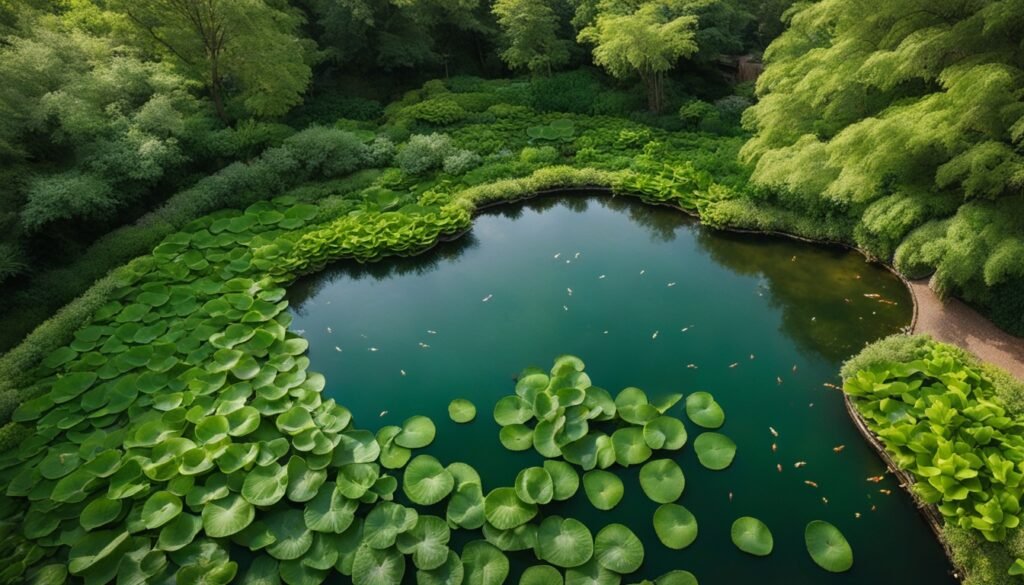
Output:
(583, 471), (624, 511)
(417, 551), (464, 585)
(693, 432), (736, 470)
(731, 517), (773, 557)
(485, 487), (537, 530)
(396, 515), (451, 570)
(805, 520), (853, 573)
(521, 565), (563, 585)
(535, 516), (594, 568)
(448, 399), (477, 423)
(684, 392), (724, 429)
(642, 416), (687, 451)
(594, 524), (644, 574)
(494, 396), (534, 426)
(352, 544), (405, 585)
(639, 459), (684, 504)
(515, 467), (554, 505)
(544, 460), (580, 501)
(653, 504), (698, 550)
(611, 427), (652, 466)
(202, 493), (255, 538)
(403, 455), (455, 506)
(462, 540), (509, 585)
(499, 424), (534, 451)
(655, 571), (698, 585)
(396, 415), (436, 449)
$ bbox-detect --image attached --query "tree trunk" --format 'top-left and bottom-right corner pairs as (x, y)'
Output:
(210, 56), (227, 123)
(642, 70), (663, 114)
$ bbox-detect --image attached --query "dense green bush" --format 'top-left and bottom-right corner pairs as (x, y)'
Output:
(396, 133), (456, 175)
(442, 149), (482, 175)
(20, 171), (117, 232)
(529, 70), (606, 114)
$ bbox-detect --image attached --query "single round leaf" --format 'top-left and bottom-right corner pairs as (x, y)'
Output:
(731, 517), (773, 557)
(583, 471), (624, 511)
(396, 416), (436, 449)
(515, 467), (554, 505)
(594, 524), (644, 574)
(462, 540), (509, 585)
(653, 504), (697, 550)
(484, 487), (537, 530)
(639, 459), (684, 504)
(693, 432), (736, 471)
(521, 565), (563, 585)
(805, 520), (853, 573)
(448, 399), (477, 423)
(404, 455), (455, 506)
(684, 392), (724, 429)
(535, 516), (593, 568)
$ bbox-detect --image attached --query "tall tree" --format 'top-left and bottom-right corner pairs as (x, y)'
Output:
(578, 1), (699, 112)
(113, 0), (314, 120)
(493, 0), (570, 75)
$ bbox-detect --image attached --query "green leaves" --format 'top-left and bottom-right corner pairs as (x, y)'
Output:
(202, 493), (255, 538)
(484, 487), (537, 530)
(653, 504), (698, 550)
(403, 455), (455, 506)
(396, 415), (436, 449)
(805, 521), (853, 572)
(142, 491), (182, 529)
(536, 516), (593, 568)
(731, 517), (773, 557)
(594, 524), (644, 574)
(448, 399), (477, 423)
(583, 470), (624, 511)
(693, 432), (736, 471)
(639, 459), (684, 503)
(684, 392), (724, 429)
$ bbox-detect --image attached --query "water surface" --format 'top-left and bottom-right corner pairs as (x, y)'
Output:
(290, 195), (954, 584)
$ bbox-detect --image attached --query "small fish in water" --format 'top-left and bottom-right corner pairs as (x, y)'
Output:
(379, 410), (388, 417)
(833, 444), (845, 453)
(667, 282), (677, 287)
(563, 305), (569, 311)
(681, 325), (693, 332)
(640, 269), (645, 275)
(603, 330), (609, 334)
(400, 369), (406, 376)
(855, 274), (862, 279)
(427, 330), (437, 335)
(809, 403), (814, 407)
(871, 505), (877, 511)
(368, 347), (379, 352)
(792, 364), (798, 373)
(794, 461), (807, 468)
(750, 354), (755, 360)
(566, 260), (571, 264)
(771, 443), (777, 453)
(823, 382), (841, 390)
(811, 316), (816, 321)
(776, 376), (783, 385)
(769, 427), (779, 437)
(598, 274), (606, 279)
(879, 299), (898, 305)
(326, 327), (333, 333)
(805, 480), (819, 488)
(360, 333), (367, 338)
(864, 293), (881, 299)
(567, 288), (573, 296)
(855, 512), (862, 519)
(554, 252), (561, 259)
(334, 346), (342, 352)
(822, 497), (829, 505)
(879, 489), (892, 495)
(482, 294), (493, 302)
(574, 252), (581, 259)
(777, 464), (783, 473)
(652, 330), (659, 340)
(791, 255), (797, 261)
(418, 342), (431, 349)
(866, 475), (885, 483)
(687, 364), (698, 369)
(729, 492), (734, 502)
(729, 362), (739, 368)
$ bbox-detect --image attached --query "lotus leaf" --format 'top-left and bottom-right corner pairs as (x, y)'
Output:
(731, 517), (773, 557)
(652, 504), (697, 550)
(536, 516), (594, 568)
(693, 432), (736, 470)
(462, 540), (509, 585)
(805, 520), (853, 572)
(484, 487), (537, 530)
(639, 459), (684, 503)
(594, 524), (644, 574)
(448, 399), (477, 423)
(404, 455), (455, 506)
(583, 470), (624, 511)
(684, 392), (724, 429)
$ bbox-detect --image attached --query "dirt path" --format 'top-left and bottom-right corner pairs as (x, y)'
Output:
(910, 279), (1024, 381)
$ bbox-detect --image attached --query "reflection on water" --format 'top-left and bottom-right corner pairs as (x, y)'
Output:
(289, 194), (949, 585)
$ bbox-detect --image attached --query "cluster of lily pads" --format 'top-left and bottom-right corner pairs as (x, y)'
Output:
(526, 119), (576, 142)
(845, 340), (1024, 543)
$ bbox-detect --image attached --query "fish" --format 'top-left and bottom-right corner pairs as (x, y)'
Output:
(603, 330), (609, 334)
(823, 382), (841, 390)
(326, 327), (333, 333)
(574, 252), (580, 259)
(554, 252), (561, 259)
(368, 347), (379, 352)
(805, 480), (819, 488)
(427, 330), (437, 335)
(728, 492), (734, 502)
(667, 282), (676, 287)
(844, 298), (851, 303)
(482, 294), (493, 302)
(871, 505), (877, 511)
(769, 427), (779, 437)
(855, 512), (862, 519)
(864, 293), (881, 299)
(771, 443), (777, 453)
(598, 274), (606, 279)
(334, 346), (342, 352)
(792, 364), (798, 373)
(681, 326), (691, 332)
(566, 260), (571, 264)
(418, 342), (431, 348)
(563, 305), (569, 311)
(567, 288), (573, 296)
(866, 475), (885, 483)
(822, 497), (829, 505)
(791, 256), (797, 262)
(652, 330), (659, 340)
(640, 269), (645, 275)
(879, 489), (892, 495)
(687, 364), (698, 369)
(833, 445), (845, 453)
(809, 403), (814, 407)
(729, 362), (738, 368)
(811, 316), (816, 321)
(794, 461), (807, 468)
(750, 354), (755, 360)
(777, 376), (783, 385)
(379, 410), (388, 417)
(400, 369), (406, 376)
(777, 464), (783, 473)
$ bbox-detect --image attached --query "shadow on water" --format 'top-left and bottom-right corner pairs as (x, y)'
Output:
(288, 194), (949, 585)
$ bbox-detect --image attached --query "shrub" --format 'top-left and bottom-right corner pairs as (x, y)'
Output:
(287, 93), (383, 126)
(679, 100), (717, 129)
(396, 134), (456, 175)
(442, 149), (482, 175)
(402, 97), (468, 125)
(530, 70), (604, 114)
(519, 146), (560, 165)
(20, 171), (118, 232)
(364, 137), (397, 168)
(201, 119), (295, 160)
(282, 126), (371, 178)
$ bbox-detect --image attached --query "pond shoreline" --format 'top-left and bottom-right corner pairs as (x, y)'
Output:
(472, 187), (969, 583)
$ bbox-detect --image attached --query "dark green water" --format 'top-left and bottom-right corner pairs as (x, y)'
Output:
(289, 195), (956, 585)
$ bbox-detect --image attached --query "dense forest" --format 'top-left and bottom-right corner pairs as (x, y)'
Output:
(0, 1), (1022, 584)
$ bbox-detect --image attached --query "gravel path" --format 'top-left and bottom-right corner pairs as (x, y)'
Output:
(910, 279), (1024, 381)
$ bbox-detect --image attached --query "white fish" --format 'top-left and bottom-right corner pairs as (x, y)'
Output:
(380, 410), (388, 417)
(652, 330), (659, 340)
(811, 316), (816, 321)
(368, 347), (379, 352)
(603, 330), (609, 334)
(681, 327), (690, 332)
(482, 294), (493, 302)
(750, 354), (755, 359)
(566, 260), (571, 264)
(769, 426), (779, 437)
(554, 252), (561, 259)
(360, 333), (367, 338)
(640, 269), (646, 275)
(563, 305), (569, 311)
(574, 252), (580, 259)
(567, 288), (573, 296)
(427, 330), (437, 335)
(400, 369), (406, 376)
(598, 274), (606, 279)
(326, 327), (333, 333)
(334, 346), (342, 352)
(418, 342), (430, 348)
(667, 282), (676, 287)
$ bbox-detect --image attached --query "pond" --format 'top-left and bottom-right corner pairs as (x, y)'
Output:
(289, 194), (956, 584)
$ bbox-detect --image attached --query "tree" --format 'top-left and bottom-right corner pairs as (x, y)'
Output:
(114, 0), (314, 120)
(493, 0), (570, 75)
(578, 1), (699, 112)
